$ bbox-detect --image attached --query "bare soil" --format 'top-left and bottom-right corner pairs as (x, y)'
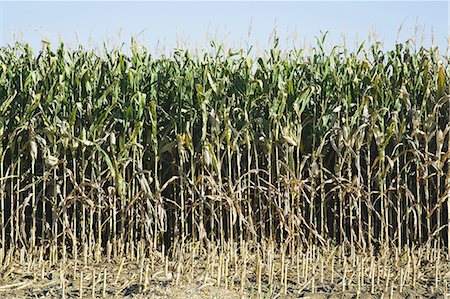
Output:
(0, 248), (449, 298)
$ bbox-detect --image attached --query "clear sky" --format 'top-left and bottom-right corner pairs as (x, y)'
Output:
(0, 1), (449, 54)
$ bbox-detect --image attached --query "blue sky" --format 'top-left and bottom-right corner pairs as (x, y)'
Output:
(0, 1), (448, 53)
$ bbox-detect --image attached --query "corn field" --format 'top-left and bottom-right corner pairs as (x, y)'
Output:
(0, 38), (449, 296)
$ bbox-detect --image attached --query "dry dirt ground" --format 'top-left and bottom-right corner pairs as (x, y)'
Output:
(0, 252), (450, 299)
(0, 254), (449, 298)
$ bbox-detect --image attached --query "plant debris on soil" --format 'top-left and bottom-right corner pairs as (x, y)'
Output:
(1, 243), (450, 298)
